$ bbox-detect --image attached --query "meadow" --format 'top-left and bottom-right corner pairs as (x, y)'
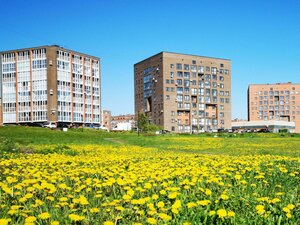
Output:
(0, 127), (299, 224)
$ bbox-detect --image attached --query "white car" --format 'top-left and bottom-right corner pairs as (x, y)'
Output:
(43, 122), (57, 129)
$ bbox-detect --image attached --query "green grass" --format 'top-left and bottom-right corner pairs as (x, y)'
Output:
(1, 126), (300, 157)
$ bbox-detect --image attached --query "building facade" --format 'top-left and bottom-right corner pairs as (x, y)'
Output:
(248, 83), (300, 133)
(134, 52), (231, 133)
(102, 110), (111, 130)
(232, 121), (295, 133)
(0, 45), (101, 125)
(111, 114), (135, 131)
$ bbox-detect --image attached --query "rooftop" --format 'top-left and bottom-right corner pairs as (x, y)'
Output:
(0, 45), (100, 60)
(134, 51), (230, 65)
(248, 82), (300, 86)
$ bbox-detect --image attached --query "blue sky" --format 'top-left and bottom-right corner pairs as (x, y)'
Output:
(1, 0), (299, 119)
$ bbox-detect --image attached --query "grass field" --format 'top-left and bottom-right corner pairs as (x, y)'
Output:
(0, 126), (299, 224)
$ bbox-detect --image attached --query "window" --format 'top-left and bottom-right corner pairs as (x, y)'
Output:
(198, 66), (204, 73)
(176, 95), (183, 102)
(206, 66), (210, 72)
(171, 111), (175, 116)
(184, 64), (189, 70)
(170, 72), (174, 78)
(206, 89), (210, 96)
(220, 105), (224, 110)
(166, 79), (170, 84)
(220, 63), (224, 67)
(184, 95), (190, 101)
(166, 95), (170, 100)
(212, 89), (217, 96)
(212, 74), (217, 80)
(176, 79), (182, 85)
(184, 72), (190, 79)
(191, 65), (196, 72)
(224, 70), (229, 75)
(177, 71), (183, 77)
(205, 74), (211, 81)
(170, 64), (174, 69)
(220, 76), (224, 81)
(198, 89), (204, 96)
(184, 103), (190, 109)
(225, 98), (230, 103)
(176, 63), (182, 70)
(177, 87), (183, 94)
(184, 80), (190, 87)
(192, 60), (196, 64)
(211, 67), (217, 74)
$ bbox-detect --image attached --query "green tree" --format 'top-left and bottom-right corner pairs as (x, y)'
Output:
(138, 113), (161, 133)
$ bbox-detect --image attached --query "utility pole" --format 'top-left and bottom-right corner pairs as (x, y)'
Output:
(137, 112), (140, 136)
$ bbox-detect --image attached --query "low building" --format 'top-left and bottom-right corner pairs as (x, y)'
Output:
(102, 110), (111, 130)
(232, 120), (295, 133)
(111, 114), (135, 131)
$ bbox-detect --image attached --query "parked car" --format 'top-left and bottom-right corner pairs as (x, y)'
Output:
(43, 122), (57, 129)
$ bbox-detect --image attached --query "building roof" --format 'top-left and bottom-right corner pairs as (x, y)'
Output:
(134, 51), (230, 65)
(248, 82), (300, 87)
(0, 45), (100, 60)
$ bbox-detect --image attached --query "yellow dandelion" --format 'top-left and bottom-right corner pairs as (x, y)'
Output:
(0, 219), (11, 225)
(217, 209), (227, 218)
(38, 212), (51, 220)
(147, 217), (157, 224)
(228, 211), (235, 217)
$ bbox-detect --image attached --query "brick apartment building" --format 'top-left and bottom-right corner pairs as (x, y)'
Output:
(0, 45), (101, 126)
(248, 82), (300, 133)
(134, 52), (231, 133)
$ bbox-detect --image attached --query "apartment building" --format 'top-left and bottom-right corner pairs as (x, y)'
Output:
(0, 45), (101, 125)
(134, 52), (231, 133)
(248, 82), (300, 133)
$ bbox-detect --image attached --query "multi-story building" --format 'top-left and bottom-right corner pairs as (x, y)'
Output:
(102, 110), (111, 130)
(0, 45), (101, 126)
(111, 114), (135, 131)
(248, 82), (300, 133)
(134, 52), (231, 133)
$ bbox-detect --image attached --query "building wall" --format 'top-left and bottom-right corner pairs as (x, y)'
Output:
(134, 52), (231, 132)
(0, 45), (101, 125)
(248, 83), (300, 133)
(134, 53), (163, 126)
(102, 110), (111, 130)
(111, 114), (135, 130)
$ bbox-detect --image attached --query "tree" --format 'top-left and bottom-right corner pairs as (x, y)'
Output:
(137, 113), (161, 133)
